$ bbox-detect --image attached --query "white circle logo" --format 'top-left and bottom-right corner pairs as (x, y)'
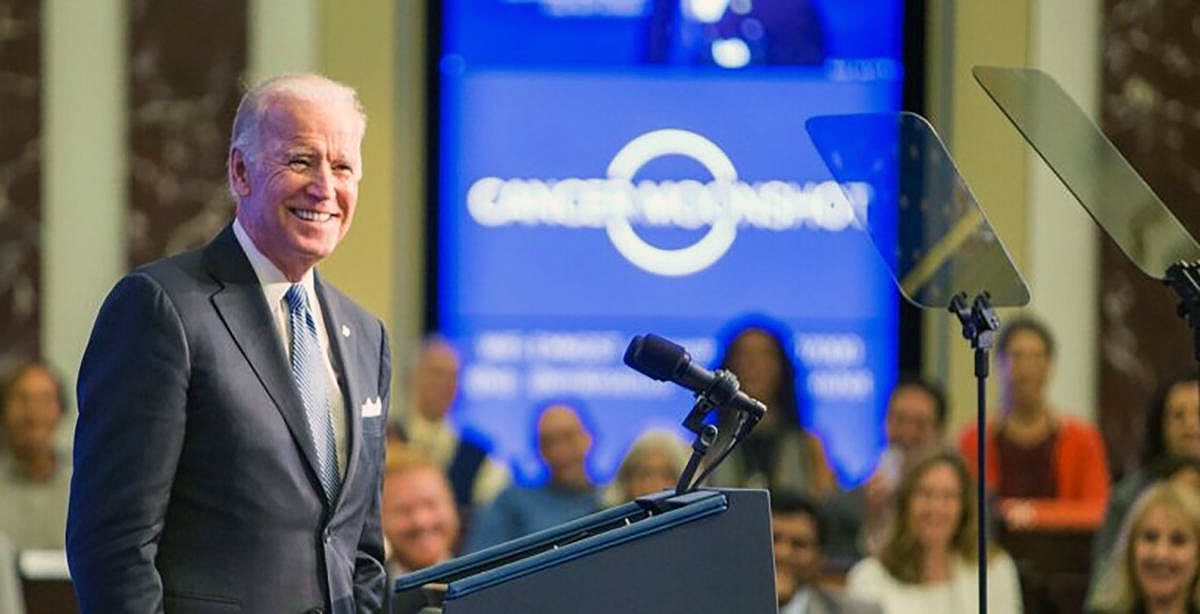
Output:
(605, 129), (739, 276)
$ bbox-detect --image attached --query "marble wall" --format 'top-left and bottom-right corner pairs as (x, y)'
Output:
(0, 0), (41, 375)
(1100, 0), (1200, 474)
(127, 0), (246, 268)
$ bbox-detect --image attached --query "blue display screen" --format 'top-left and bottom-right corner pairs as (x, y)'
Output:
(435, 0), (903, 486)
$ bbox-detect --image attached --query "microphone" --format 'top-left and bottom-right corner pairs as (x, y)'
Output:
(623, 334), (767, 424)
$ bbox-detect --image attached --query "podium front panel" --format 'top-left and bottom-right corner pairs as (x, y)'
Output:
(440, 489), (775, 614)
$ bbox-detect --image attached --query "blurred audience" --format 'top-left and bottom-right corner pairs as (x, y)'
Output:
(605, 429), (689, 505)
(1095, 375), (1200, 571)
(403, 336), (509, 507)
(0, 360), (71, 550)
(958, 316), (1109, 529)
(846, 450), (1022, 614)
(381, 443), (461, 575)
(826, 375), (948, 560)
(1089, 482), (1200, 614)
(708, 318), (836, 497)
(463, 402), (602, 552)
(773, 490), (882, 614)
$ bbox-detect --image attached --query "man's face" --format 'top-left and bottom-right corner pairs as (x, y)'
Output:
(537, 405), (592, 489)
(772, 511), (821, 603)
(2, 366), (63, 456)
(998, 329), (1051, 408)
(885, 386), (940, 454)
(382, 467), (460, 571)
(414, 343), (460, 422)
(231, 95), (362, 279)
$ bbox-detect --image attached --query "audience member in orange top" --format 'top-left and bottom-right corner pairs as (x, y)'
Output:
(957, 316), (1110, 529)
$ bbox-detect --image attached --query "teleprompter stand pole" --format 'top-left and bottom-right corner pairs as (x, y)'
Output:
(949, 290), (1000, 614)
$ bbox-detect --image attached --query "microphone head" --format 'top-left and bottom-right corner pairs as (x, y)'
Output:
(623, 334), (690, 382)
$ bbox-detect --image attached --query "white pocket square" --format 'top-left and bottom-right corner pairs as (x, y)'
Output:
(360, 397), (382, 418)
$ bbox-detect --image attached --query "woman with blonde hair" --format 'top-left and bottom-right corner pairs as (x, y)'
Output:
(606, 429), (690, 504)
(846, 450), (1022, 614)
(1090, 482), (1200, 614)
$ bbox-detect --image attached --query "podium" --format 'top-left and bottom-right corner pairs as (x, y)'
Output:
(391, 488), (776, 614)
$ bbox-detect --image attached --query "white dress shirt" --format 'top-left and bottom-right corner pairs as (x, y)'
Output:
(233, 220), (348, 475)
(846, 554), (1023, 614)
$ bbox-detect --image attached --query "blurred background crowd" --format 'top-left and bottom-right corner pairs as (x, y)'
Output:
(5, 314), (1200, 613)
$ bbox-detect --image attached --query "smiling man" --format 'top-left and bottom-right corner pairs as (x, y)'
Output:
(381, 444), (460, 574)
(68, 74), (391, 613)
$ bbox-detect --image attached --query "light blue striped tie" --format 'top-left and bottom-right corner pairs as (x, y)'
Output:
(284, 284), (341, 504)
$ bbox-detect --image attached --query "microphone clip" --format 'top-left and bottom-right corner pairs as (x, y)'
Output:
(681, 369), (740, 435)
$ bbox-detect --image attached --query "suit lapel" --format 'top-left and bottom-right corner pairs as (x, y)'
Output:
(203, 226), (325, 493)
(314, 271), (363, 509)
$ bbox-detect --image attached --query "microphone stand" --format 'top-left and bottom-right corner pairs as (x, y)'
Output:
(676, 406), (718, 494)
(674, 369), (761, 495)
(949, 290), (1000, 614)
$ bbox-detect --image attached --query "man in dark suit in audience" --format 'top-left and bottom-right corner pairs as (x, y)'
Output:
(67, 73), (391, 613)
(774, 491), (881, 614)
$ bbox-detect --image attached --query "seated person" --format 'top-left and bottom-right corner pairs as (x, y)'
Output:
(1090, 455), (1200, 604)
(958, 316), (1109, 529)
(381, 443), (461, 575)
(0, 360), (71, 550)
(773, 490), (881, 614)
(846, 450), (1022, 614)
(708, 317), (836, 498)
(826, 375), (948, 559)
(1094, 374), (1199, 571)
(402, 336), (509, 507)
(605, 429), (690, 505)
(463, 402), (602, 552)
(1089, 482), (1200, 614)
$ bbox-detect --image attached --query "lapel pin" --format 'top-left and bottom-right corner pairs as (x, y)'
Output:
(341, 325), (351, 338)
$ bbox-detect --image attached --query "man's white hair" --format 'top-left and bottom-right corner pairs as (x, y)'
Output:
(227, 73), (367, 198)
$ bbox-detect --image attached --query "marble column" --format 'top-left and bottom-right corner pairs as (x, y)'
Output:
(1099, 0), (1200, 474)
(0, 0), (41, 375)
(127, 0), (247, 268)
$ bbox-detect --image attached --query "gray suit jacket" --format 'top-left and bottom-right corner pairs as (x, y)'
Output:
(67, 226), (390, 613)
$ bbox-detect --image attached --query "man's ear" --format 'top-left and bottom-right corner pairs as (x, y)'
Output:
(229, 148), (252, 197)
